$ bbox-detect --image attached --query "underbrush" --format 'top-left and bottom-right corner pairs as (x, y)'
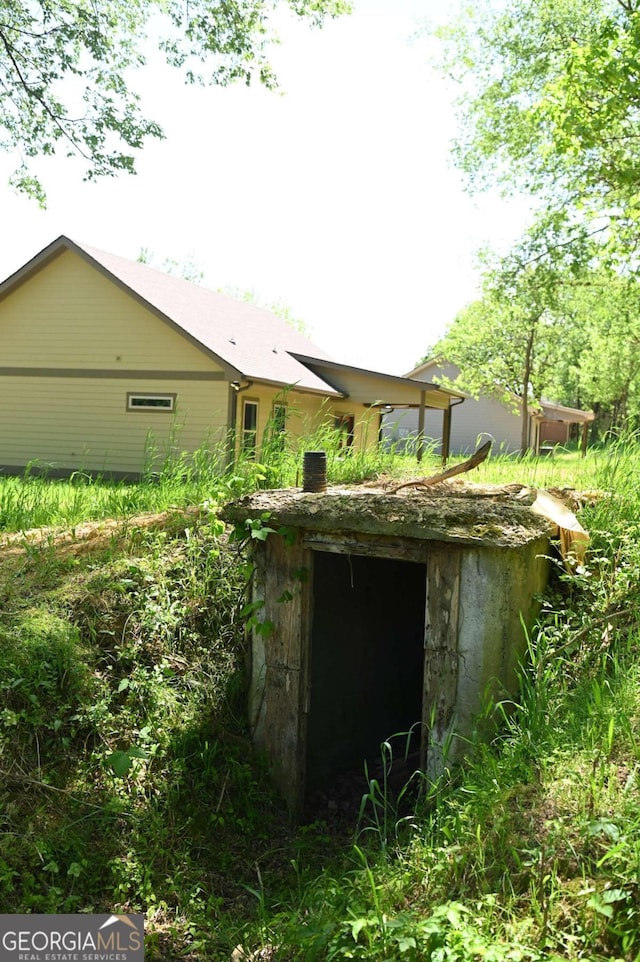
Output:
(233, 440), (640, 960)
(0, 507), (302, 956)
(1, 438), (640, 958)
(0, 415), (619, 536)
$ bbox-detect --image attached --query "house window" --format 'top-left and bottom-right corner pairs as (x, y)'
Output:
(127, 393), (176, 412)
(242, 399), (259, 456)
(335, 414), (355, 449)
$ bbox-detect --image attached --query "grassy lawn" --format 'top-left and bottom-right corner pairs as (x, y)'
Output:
(0, 442), (611, 535)
(0, 439), (638, 959)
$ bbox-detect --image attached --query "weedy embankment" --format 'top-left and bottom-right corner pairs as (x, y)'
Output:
(0, 440), (639, 960)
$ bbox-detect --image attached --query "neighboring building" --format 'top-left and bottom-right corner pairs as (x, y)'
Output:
(383, 359), (595, 456)
(0, 236), (462, 477)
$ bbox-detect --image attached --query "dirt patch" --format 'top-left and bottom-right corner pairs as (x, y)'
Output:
(0, 507), (202, 559)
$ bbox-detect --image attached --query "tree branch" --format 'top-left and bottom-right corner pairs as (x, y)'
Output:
(0, 28), (94, 163)
(389, 441), (492, 493)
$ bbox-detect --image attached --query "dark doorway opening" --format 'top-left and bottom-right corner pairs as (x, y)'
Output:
(306, 551), (426, 795)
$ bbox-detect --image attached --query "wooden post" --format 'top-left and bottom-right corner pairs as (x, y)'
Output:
(417, 390), (426, 464)
(441, 405), (451, 466)
(581, 420), (589, 458)
(422, 549), (461, 777)
(251, 533), (311, 818)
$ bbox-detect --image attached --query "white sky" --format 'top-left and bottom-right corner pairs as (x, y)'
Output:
(0, 0), (532, 376)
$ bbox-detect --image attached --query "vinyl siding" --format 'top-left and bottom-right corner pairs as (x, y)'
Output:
(384, 400), (524, 456)
(286, 396), (381, 452)
(0, 250), (222, 372)
(299, 365), (452, 412)
(383, 362), (525, 455)
(0, 248), (383, 473)
(0, 249), (233, 474)
(236, 385), (326, 452)
(327, 404), (381, 451)
(334, 372), (449, 409)
(0, 376), (230, 475)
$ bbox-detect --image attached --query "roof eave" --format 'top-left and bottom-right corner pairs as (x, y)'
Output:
(404, 357), (440, 379)
(290, 352), (465, 402)
(251, 376), (344, 398)
(0, 234), (71, 303)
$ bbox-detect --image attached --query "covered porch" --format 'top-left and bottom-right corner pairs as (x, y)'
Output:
(531, 401), (596, 457)
(293, 354), (466, 462)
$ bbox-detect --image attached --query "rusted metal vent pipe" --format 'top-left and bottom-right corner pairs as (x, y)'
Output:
(302, 451), (327, 493)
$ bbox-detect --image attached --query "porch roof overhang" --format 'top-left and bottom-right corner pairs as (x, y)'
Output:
(533, 401), (596, 424)
(290, 354), (466, 411)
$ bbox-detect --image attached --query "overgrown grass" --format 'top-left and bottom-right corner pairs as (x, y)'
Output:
(0, 432), (605, 536)
(0, 416), (404, 533)
(2, 434), (640, 958)
(236, 437), (640, 960)
(0, 505), (290, 953)
(0, 450), (264, 534)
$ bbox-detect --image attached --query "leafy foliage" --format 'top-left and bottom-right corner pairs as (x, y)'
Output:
(428, 0), (640, 442)
(432, 213), (597, 453)
(0, 0), (351, 203)
(436, 0), (640, 220)
(2, 444), (640, 957)
(435, 254), (640, 442)
(556, 273), (640, 432)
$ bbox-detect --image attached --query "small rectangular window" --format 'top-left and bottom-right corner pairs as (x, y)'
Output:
(127, 393), (176, 412)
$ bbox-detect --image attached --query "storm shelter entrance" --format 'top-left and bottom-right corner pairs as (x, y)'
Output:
(306, 550), (426, 792)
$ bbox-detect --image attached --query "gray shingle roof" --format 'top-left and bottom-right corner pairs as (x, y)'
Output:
(0, 236), (461, 409)
(0, 235), (342, 396)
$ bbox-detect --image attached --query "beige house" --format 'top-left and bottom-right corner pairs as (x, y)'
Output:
(0, 236), (462, 478)
(383, 359), (595, 457)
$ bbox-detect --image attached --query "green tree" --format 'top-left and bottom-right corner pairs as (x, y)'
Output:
(431, 0), (640, 437)
(554, 273), (640, 433)
(1, 0), (350, 204)
(435, 0), (640, 239)
(436, 258), (640, 443)
(433, 215), (592, 455)
(138, 247), (205, 283)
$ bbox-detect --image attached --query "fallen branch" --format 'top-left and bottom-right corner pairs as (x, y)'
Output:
(389, 440), (492, 494)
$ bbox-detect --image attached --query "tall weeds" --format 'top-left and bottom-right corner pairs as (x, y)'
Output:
(240, 436), (640, 960)
(3, 430), (640, 959)
(0, 415), (408, 534)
